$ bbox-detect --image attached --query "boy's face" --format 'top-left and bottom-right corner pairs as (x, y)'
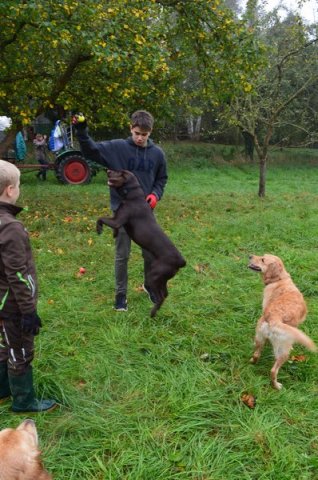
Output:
(130, 126), (151, 147)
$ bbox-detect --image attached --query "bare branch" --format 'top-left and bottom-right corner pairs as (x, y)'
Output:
(272, 73), (318, 119)
(279, 37), (318, 68)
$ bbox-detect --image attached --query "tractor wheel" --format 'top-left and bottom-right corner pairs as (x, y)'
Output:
(55, 154), (92, 185)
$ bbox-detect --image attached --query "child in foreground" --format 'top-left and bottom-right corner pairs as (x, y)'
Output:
(0, 159), (57, 412)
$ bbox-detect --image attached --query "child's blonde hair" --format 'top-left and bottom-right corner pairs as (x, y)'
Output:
(0, 160), (20, 195)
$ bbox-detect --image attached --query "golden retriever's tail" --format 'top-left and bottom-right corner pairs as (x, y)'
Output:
(278, 323), (317, 351)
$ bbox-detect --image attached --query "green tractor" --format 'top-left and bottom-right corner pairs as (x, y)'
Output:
(46, 119), (100, 185)
(5, 120), (100, 185)
(53, 147), (98, 185)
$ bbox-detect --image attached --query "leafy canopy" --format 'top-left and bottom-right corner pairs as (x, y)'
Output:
(0, 0), (264, 130)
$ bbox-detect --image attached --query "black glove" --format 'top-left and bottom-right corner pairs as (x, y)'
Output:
(72, 113), (87, 130)
(96, 217), (107, 235)
(21, 311), (42, 336)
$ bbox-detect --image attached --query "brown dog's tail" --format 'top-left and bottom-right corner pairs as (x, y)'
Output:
(278, 323), (317, 351)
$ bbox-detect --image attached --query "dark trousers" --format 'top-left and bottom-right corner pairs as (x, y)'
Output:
(37, 158), (49, 179)
(0, 317), (34, 376)
(115, 226), (154, 296)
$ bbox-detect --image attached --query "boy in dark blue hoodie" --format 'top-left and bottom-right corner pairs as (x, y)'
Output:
(74, 111), (168, 311)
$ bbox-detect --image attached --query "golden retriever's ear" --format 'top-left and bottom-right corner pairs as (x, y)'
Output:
(264, 259), (283, 284)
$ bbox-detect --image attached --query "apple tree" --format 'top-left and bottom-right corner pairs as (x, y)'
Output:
(220, 4), (318, 196)
(0, 0), (265, 154)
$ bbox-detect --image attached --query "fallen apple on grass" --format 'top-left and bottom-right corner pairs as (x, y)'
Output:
(76, 267), (86, 277)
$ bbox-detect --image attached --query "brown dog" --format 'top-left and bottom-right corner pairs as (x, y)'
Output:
(0, 419), (51, 479)
(96, 169), (186, 317)
(248, 254), (317, 390)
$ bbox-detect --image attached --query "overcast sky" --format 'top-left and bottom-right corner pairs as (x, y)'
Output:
(264, 0), (318, 23)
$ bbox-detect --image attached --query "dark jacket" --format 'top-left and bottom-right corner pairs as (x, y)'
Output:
(76, 128), (168, 211)
(0, 202), (37, 318)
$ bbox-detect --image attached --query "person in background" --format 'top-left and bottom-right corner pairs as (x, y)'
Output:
(33, 133), (49, 180)
(0, 159), (57, 412)
(73, 110), (168, 312)
(15, 131), (27, 162)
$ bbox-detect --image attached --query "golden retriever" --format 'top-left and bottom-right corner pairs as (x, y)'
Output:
(248, 254), (317, 390)
(0, 419), (52, 479)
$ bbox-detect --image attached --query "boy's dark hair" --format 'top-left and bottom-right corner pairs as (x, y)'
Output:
(130, 110), (154, 131)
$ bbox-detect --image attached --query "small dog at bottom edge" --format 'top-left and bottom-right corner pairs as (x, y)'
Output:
(0, 419), (52, 480)
(248, 254), (317, 390)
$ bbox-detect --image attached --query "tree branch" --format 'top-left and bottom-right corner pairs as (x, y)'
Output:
(0, 22), (27, 49)
(154, 0), (180, 5)
(36, 53), (93, 116)
(272, 73), (318, 119)
(279, 37), (318, 68)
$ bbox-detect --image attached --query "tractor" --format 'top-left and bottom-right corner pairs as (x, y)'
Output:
(4, 120), (101, 185)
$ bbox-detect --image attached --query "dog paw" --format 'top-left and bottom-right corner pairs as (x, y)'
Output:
(96, 219), (104, 234)
(272, 381), (283, 390)
(250, 356), (258, 364)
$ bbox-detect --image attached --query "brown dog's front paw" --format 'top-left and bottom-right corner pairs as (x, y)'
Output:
(96, 217), (106, 235)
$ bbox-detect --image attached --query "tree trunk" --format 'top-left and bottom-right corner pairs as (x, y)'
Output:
(242, 130), (254, 162)
(258, 156), (266, 197)
(193, 116), (201, 141)
(186, 116), (194, 137)
(186, 115), (201, 141)
(254, 133), (269, 197)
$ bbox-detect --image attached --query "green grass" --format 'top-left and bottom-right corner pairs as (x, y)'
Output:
(2, 143), (318, 479)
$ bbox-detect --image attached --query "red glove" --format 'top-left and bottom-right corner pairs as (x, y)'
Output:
(146, 194), (158, 209)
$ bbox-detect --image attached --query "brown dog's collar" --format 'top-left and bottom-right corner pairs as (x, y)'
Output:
(118, 185), (141, 197)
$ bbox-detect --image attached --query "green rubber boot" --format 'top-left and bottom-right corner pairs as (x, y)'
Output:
(0, 361), (11, 403)
(9, 367), (57, 413)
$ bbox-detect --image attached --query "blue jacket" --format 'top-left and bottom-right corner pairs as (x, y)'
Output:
(76, 128), (168, 211)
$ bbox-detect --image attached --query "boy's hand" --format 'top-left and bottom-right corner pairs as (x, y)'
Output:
(96, 217), (107, 235)
(72, 113), (87, 129)
(146, 194), (158, 209)
(21, 311), (42, 336)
